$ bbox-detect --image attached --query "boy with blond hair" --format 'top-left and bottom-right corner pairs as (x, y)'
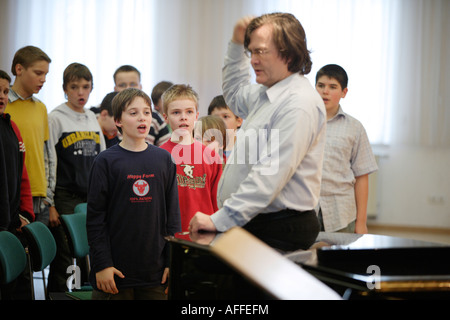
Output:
(87, 88), (180, 299)
(8, 45), (54, 226)
(160, 84), (222, 232)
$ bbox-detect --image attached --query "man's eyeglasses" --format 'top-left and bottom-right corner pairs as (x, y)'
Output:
(244, 48), (271, 58)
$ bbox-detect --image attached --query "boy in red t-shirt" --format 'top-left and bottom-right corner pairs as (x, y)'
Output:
(160, 84), (222, 232)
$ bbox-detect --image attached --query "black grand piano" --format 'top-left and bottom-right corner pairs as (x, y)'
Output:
(167, 228), (450, 300)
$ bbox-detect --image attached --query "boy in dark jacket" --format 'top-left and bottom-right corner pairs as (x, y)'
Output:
(0, 69), (34, 300)
(0, 69), (34, 232)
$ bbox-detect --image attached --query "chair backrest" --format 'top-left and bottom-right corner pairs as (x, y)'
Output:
(22, 222), (57, 272)
(74, 203), (87, 214)
(0, 231), (27, 284)
(60, 213), (89, 259)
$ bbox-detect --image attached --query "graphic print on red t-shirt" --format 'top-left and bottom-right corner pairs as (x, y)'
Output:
(177, 165), (207, 190)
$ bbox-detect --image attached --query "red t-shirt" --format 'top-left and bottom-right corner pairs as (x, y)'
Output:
(160, 140), (222, 231)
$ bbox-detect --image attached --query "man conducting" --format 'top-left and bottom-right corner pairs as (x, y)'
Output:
(190, 13), (326, 251)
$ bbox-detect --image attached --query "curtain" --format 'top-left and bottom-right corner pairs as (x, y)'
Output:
(0, 0), (448, 147)
(0, 0), (156, 111)
(387, 0), (450, 148)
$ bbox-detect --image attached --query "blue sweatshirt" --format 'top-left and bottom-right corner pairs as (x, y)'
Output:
(86, 143), (181, 289)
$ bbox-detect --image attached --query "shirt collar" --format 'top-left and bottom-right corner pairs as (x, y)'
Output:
(266, 73), (298, 103)
(328, 105), (346, 121)
(8, 88), (40, 103)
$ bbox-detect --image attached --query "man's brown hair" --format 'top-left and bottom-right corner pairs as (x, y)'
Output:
(244, 13), (312, 75)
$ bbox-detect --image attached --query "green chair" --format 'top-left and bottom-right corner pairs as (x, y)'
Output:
(60, 213), (90, 264)
(22, 222), (57, 300)
(60, 212), (92, 298)
(0, 231), (27, 286)
(74, 202), (87, 214)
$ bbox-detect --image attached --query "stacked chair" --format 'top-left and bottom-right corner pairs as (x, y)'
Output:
(22, 221), (57, 299)
(0, 231), (28, 299)
(60, 203), (92, 299)
(0, 202), (91, 300)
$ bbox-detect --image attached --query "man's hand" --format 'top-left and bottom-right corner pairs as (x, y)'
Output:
(232, 16), (254, 45)
(189, 231), (217, 245)
(189, 212), (217, 233)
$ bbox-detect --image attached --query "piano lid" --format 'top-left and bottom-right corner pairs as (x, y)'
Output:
(315, 232), (450, 275)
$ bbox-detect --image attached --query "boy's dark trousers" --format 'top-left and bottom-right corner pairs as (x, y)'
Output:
(47, 188), (88, 293)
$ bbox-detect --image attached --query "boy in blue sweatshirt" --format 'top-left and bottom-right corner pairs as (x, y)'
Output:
(86, 88), (181, 300)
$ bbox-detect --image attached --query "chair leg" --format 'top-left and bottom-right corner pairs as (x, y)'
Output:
(86, 255), (91, 274)
(42, 270), (48, 300)
(27, 253), (35, 300)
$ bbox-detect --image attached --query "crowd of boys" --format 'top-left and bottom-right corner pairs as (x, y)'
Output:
(0, 12), (377, 300)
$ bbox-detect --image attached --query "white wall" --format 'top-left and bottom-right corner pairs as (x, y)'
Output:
(1, 0), (449, 231)
(371, 146), (450, 229)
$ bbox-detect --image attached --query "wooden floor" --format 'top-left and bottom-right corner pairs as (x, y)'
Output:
(368, 223), (450, 245)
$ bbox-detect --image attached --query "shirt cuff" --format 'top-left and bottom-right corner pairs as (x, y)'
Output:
(211, 207), (250, 232)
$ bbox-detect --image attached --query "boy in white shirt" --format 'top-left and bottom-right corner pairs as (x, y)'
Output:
(315, 64), (378, 234)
